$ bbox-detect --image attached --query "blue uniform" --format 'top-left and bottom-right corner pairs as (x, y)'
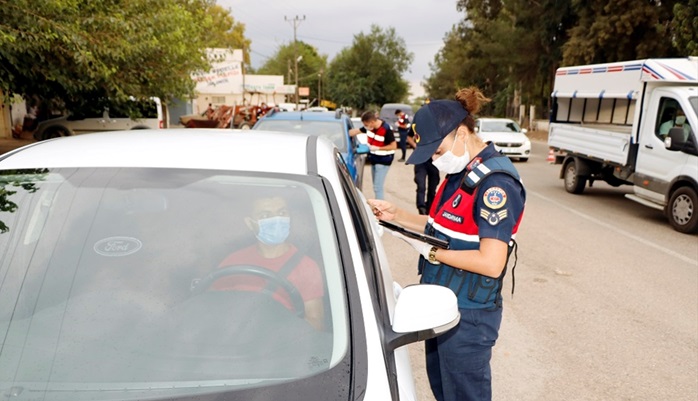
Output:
(423, 143), (526, 401)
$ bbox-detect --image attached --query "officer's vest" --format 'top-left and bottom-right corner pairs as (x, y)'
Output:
(419, 155), (525, 310)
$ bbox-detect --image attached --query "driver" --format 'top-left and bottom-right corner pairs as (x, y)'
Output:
(210, 194), (325, 330)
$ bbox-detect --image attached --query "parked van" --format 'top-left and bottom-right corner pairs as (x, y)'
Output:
(379, 103), (414, 134)
(33, 97), (163, 141)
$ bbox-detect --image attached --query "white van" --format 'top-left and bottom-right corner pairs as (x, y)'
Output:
(33, 97), (163, 141)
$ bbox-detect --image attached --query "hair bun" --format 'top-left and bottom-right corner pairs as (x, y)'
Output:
(455, 87), (491, 115)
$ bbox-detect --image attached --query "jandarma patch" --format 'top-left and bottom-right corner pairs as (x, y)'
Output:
(483, 187), (507, 209)
(480, 209), (508, 225)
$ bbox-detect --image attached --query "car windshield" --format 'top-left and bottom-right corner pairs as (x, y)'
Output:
(480, 120), (522, 133)
(255, 120), (348, 152)
(0, 168), (349, 400)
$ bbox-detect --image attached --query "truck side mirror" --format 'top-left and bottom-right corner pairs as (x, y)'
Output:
(664, 127), (686, 151)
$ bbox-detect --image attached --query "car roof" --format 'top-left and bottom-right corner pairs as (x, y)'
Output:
(0, 129), (336, 174)
(259, 110), (348, 122)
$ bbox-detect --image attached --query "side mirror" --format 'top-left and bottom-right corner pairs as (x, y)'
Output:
(521, 128), (528, 134)
(664, 127), (686, 151)
(474, 127), (480, 133)
(356, 143), (370, 155)
(385, 284), (460, 350)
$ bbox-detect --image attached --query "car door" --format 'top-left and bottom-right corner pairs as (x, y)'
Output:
(635, 91), (696, 203)
(65, 109), (108, 134)
(337, 159), (417, 400)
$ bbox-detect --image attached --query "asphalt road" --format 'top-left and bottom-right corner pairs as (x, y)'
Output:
(364, 140), (698, 401)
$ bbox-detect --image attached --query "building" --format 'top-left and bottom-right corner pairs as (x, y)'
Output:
(189, 49), (293, 115)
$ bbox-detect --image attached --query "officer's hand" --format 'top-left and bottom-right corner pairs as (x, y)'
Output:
(368, 199), (397, 221)
(387, 230), (436, 262)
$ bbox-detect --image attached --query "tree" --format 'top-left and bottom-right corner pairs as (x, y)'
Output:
(256, 41), (327, 102)
(0, 0), (238, 111)
(325, 25), (413, 110)
(426, 0), (576, 118)
(562, 0), (679, 65)
(206, 4), (252, 64)
(669, 0), (698, 55)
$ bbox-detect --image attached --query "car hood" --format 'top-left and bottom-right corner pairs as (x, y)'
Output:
(477, 131), (528, 143)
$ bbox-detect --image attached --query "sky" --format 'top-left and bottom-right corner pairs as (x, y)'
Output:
(219, 0), (465, 100)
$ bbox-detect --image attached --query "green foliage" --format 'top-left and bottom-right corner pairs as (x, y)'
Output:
(427, 0), (689, 121)
(206, 4), (252, 64)
(0, 169), (47, 234)
(0, 0), (242, 111)
(670, 0), (698, 55)
(325, 25), (413, 110)
(256, 41), (328, 101)
(562, 0), (678, 65)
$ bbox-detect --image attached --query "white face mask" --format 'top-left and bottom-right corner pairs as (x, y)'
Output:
(675, 115), (686, 125)
(432, 134), (470, 174)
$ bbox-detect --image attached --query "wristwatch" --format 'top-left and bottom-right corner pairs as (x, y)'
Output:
(428, 246), (438, 263)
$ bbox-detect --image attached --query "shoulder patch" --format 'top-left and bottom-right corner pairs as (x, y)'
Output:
(483, 187), (507, 209)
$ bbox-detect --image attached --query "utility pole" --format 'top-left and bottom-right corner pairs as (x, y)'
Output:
(285, 15), (305, 110)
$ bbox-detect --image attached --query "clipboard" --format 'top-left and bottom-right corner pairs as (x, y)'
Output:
(379, 220), (450, 249)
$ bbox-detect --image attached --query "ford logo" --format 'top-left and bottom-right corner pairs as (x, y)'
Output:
(94, 237), (143, 257)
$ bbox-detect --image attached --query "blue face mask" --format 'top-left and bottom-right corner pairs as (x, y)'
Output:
(256, 216), (291, 245)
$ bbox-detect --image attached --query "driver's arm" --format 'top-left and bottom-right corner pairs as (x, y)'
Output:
(304, 299), (324, 331)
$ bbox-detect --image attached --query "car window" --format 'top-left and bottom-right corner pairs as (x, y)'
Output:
(480, 120), (522, 133)
(255, 120), (348, 152)
(108, 98), (160, 119)
(0, 167), (350, 399)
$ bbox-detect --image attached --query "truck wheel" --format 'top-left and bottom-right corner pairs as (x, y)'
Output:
(563, 161), (586, 194)
(42, 127), (70, 141)
(667, 187), (698, 234)
(238, 123), (251, 130)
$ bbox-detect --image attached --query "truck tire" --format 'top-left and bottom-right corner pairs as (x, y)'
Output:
(563, 161), (586, 194)
(666, 187), (698, 234)
(41, 126), (70, 141)
(238, 122), (251, 130)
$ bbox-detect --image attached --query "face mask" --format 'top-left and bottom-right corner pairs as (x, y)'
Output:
(675, 115), (686, 125)
(255, 216), (291, 245)
(432, 135), (470, 174)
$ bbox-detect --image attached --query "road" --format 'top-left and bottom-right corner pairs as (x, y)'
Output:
(365, 140), (698, 401)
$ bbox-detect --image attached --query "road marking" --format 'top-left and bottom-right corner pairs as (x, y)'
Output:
(528, 190), (698, 266)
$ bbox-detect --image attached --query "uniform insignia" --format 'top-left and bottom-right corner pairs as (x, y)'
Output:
(483, 187), (507, 209)
(468, 157), (483, 170)
(480, 209), (508, 225)
(452, 194), (462, 208)
(412, 124), (420, 143)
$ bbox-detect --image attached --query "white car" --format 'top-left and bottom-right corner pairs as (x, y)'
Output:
(32, 97), (163, 141)
(475, 117), (532, 161)
(0, 130), (458, 401)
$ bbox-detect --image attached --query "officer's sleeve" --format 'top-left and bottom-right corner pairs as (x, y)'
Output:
(383, 123), (396, 144)
(475, 174), (525, 243)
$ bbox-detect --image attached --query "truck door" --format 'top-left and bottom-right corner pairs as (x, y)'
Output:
(635, 91), (695, 203)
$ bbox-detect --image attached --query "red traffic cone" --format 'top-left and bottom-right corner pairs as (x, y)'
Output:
(546, 148), (555, 164)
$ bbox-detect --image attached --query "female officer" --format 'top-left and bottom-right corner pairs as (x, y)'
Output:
(368, 87), (526, 401)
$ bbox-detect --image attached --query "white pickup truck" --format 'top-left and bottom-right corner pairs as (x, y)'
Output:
(548, 58), (698, 233)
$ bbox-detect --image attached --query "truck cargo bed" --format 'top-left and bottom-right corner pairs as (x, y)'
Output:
(548, 123), (632, 165)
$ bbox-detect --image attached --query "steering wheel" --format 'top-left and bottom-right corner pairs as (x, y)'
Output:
(191, 265), (305, 318)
